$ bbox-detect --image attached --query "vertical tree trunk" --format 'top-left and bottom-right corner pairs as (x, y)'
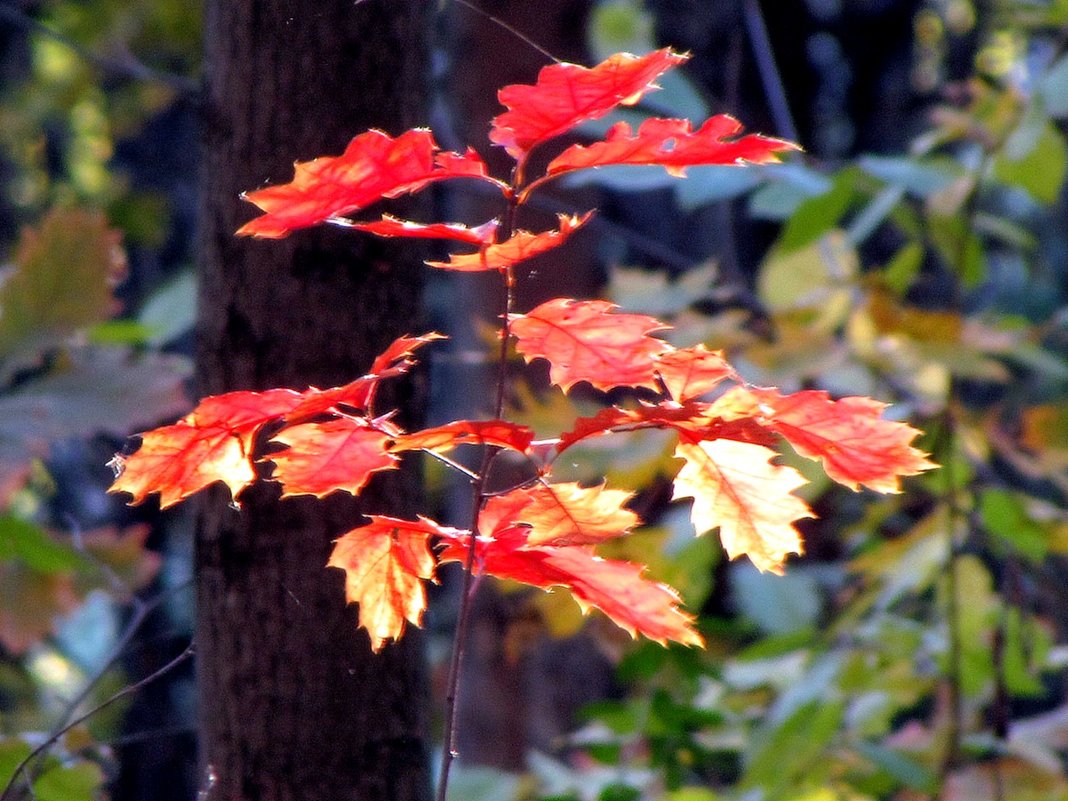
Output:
(195, 3), (432, 800)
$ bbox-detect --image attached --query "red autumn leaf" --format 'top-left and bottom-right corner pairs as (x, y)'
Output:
(285, 332), (444, 420)
(426, 212), (592, 272)
(438, 526), (702, 647)
(742, 388), (937, 493)
(489, 48), (688, 160)
(268, 415), (398, 498)
(109, 389), (305, 509)
(369, 331), (445, 375)
(546, 115), (800, 178)
(655, 345), (735, 401)
(672, 437), (814, 574)
(389, 419), (534, 454)
(328, 515), (456, 652)
(237, 129), (492, 239)
(506, 481), (639, 547)
(345, 215), (499, 245)
(510, 298), (671, 392)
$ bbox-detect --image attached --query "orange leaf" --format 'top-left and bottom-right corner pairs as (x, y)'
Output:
(489, 48), (688, 160)
(390, 419), (534, 454)
(268, 415), (398, 498)
(438, 527), (702, 647)
(510, 298), (671, 392)
(655, 345), (735, 401)
(672, 438), (813, 574)
(369, 331), (445, 375)
(508, 482), (639, 547)
(109, 389), (305, 509)
(346, 215), (499, 245)
(745, 388), (937, 492)
(328, 515), (454, 652)
(547, 115), (800, 178)
(426, 212), (592, 272)
(237, 129), (491, 239)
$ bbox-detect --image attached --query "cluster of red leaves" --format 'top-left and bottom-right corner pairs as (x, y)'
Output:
(111, 49), (934, 652)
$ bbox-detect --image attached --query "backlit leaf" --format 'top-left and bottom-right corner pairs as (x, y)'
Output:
(328, 516), (451, 652)
(109, 389), (305, 509)
(345, 215), (499, 245)
(237, 129), (492, 238)
(510, 298), (670, 392)
(390, 419), (533, 454)
(489, 48), (687, 159)
(655, 345), (734, 401)
(426, 212), (592, 272)
(744, 387), (936, 492)
(504, 481), (639, 546)
(268, 415), (398, 498)
(546, 116), (798, 178)
(438, 526), (703, 647)
(672, 438), (813, 574)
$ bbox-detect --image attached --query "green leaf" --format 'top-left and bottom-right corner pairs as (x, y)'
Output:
(742, 700), (842, 793)
(33, 761), (104, 801)
(882, 242), (924, 294)
(994, 113), (1068, 203)
(852, 740), (937, 793)
(0, 516), (86, 574)
(0, 737), (33, 788)
(777, 168), (858, 252)
(979, 489), (1048, 562)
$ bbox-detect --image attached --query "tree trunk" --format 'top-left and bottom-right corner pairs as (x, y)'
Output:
(195, 3), (432, 800)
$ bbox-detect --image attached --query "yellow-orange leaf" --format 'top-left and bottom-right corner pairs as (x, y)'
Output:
(268, 415), (397, 498)
(109, 389), (305, 509)
(509, 298), (671, 392)
(328, 516), (451, 652)
(655, 345), (735, 401)
(672, 438), (813, 574)
(510, 482), (639, 547)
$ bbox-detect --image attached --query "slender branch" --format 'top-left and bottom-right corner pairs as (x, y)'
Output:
(0, 4), (198, 94)
(422, 449), (480, 482)
(53, 579), (193, 736)
(435, 181), (520, 801)
(0, 642), (195, 801)
(741, 0), (799, 143)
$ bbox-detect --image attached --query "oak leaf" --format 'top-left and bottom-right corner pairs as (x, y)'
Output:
(237, 129), (490, 238)
(390, 419), (534, 455)
(655, 345), (735, 401)
(672, 438), (813, 574)
(547, 115), (799, 178)
(490, 48), (688, 159)
(346, 215), (499, 245)
(268, 415), (398, 498)
(508, 481), (639, 547)
(438, 526), (702, 647)
(744, 388), (937, 492)
(109, 389), (305, 509)
(328, 516), (455, 652)
(510, 299), (671, 392)
(426, 213), (592, 272)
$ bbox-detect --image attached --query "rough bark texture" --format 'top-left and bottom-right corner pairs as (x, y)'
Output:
(196, 3), (432, 800)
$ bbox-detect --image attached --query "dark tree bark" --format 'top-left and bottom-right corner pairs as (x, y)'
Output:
(195, 3), (433, 800)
